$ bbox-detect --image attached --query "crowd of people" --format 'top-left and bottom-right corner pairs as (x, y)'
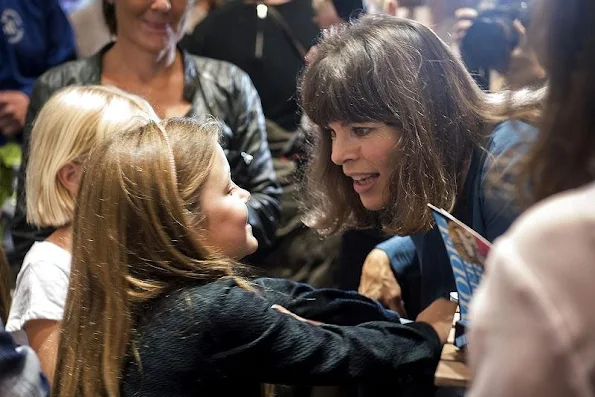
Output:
(1, 0), (594, 396)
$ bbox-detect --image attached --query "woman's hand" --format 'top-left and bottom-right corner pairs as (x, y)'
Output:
(452, 7), (478, 46)
(415, 298), (457, 344)
(359, 249), (407, 317)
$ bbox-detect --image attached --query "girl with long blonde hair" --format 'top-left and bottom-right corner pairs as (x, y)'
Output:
(54, 117), (457, 397)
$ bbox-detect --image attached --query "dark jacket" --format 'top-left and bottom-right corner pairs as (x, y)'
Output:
(11, 45), (281, 264)
(122, 278), (442, 397)
(180, 0), (319, 131)
(378, 120), (537, 317)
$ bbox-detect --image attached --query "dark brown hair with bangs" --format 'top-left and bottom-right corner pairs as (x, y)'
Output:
(300, 15), (494, 236)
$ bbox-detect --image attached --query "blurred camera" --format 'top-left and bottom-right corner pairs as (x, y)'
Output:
(460, 1), (531, 73)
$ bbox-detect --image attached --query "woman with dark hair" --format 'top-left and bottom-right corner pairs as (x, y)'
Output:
(300, 14), (541, 317)
(468, 0), (595, 395)
(12, 0), (281, 267)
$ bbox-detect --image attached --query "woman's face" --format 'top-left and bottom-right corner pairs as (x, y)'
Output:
(327, 121), (401, 211)
(114, 0), (190, 53)
(198, 145), (259, 259)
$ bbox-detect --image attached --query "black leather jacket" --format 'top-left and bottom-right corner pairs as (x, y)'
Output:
(11, 45), (281, 264)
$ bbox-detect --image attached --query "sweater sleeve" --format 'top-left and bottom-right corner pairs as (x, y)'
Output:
(190, 281), (441, 388)
(253, 277), (402, 326)
(376, 236), (417, 277)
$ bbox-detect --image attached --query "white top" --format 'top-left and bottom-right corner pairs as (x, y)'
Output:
(6, 242), (71, 345)
(468, 181), (595, 397)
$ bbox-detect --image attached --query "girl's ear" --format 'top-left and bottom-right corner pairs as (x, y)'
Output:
(57, 162), (83, 196)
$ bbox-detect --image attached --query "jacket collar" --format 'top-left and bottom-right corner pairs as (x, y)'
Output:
(85, 42), (199, 102)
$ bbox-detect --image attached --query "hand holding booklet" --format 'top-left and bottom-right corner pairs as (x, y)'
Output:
(428, 204), (492, 349)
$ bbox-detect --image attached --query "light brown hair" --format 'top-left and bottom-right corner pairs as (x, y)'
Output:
(53, 118), (250, 397)
(299, 15), (542, 236)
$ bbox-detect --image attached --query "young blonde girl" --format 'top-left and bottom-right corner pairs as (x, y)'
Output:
(6, 85), (157, 383)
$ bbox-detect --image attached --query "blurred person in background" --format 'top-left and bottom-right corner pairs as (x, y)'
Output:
(453, 0), (546, 90)
(469, 0), (595, 395)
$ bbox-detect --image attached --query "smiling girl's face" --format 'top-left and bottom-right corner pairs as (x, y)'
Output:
(197, 145), (258, 259)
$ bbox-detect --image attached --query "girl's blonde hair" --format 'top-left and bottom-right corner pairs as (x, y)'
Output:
(53, 118), (251, 397)
(26, 85), (158, 227)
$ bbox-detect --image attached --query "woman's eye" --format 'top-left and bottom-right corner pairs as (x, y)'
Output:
(352, 127), (371, 137)
(324, 127), (337, 140)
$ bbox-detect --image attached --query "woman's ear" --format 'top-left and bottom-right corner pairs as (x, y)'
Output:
(57, 162), (83, 196)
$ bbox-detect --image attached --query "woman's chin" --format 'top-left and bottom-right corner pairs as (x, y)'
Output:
(361, 199), (386, 211)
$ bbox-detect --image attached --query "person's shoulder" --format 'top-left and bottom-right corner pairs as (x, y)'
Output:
(188, 53), (249, 82)
(21, 241), (71, 275)
(184, 3), (243, 44)
(34, 57), (96, 93)
(503, 181), (595, 259)
(488, 120), (538, 157)
(186, 53), (254, 97)
(154, 278), (246, 318)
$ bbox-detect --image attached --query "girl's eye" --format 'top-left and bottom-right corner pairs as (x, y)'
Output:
(227, 182), (236, 195)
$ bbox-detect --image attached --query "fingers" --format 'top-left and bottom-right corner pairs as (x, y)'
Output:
(512, 19), (529, 50)
(453, 19), (474, 42)
(454, 7), (478, 21)
(453, 7), (478, 44)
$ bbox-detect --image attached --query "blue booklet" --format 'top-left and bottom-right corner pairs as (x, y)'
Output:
(428, 204), (492, 348)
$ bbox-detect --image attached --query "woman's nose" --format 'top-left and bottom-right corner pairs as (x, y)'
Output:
(151, 0), (172, 12)
(330, 135), (358, 165)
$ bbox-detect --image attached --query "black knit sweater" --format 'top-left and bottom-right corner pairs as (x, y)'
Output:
(122, 278), (442, 397)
